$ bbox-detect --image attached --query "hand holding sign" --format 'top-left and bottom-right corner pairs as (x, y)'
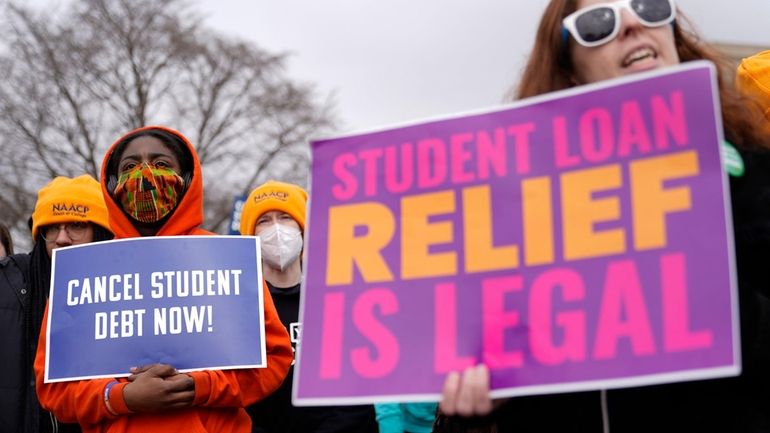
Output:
(439, 365), (494, 417)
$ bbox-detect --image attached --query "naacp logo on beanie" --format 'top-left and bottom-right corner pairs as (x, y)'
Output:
(51, 203), (91, 217)
(252, 190), (289, 203)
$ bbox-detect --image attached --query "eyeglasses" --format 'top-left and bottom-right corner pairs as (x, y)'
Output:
(562, 0), (676, 48)
(42, 222), (91, 242)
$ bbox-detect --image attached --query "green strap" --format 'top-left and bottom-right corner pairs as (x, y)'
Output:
(721, 140), (744, 177)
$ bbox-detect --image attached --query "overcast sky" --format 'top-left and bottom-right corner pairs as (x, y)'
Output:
(202, 1), (769, 133)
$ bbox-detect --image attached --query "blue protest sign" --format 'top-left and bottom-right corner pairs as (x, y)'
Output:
(44, 236), (265, 383)
(229, 195), (248, 235)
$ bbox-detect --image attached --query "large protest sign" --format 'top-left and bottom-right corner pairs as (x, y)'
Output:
(44, 236), (266, 383)
(294, 62), (738, 404)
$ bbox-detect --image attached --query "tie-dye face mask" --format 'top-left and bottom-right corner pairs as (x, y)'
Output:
(113, 163), (185, 223)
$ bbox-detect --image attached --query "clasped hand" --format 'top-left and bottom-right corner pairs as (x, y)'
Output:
(123, 364), (195, 413)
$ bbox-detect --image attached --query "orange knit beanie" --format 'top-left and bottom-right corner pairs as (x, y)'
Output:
(737, 50), (770, 122)
(239, 180), (308, 235)
(31, 175), (111, 238)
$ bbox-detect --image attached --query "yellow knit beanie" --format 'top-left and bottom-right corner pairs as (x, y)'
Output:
(737, 50), (770, 122)
(240, 180), (307, 235)
(31, 175), (111, 238)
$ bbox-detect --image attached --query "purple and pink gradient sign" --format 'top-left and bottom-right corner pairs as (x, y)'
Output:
(295, 62), (739, 405)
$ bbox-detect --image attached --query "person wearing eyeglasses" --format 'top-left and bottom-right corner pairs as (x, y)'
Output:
(33, 126), (293, 433)
(1, 175), (113, 433)
(437, 1), (770, 432)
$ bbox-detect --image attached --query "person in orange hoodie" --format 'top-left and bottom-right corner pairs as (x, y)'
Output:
(34, 126), (293, 432)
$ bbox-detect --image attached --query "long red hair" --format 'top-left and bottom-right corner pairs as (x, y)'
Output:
(515, 0), (768, 149)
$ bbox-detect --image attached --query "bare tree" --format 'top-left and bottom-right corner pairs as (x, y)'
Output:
(0, 0), (334, 248)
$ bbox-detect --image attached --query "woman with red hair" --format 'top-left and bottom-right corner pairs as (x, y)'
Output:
(439, 1), (770, 431)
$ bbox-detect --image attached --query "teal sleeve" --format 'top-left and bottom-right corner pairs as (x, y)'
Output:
(375, 403), (404, 433)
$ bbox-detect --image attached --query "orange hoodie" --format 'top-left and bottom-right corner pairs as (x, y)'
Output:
(34, 126), (293, 433)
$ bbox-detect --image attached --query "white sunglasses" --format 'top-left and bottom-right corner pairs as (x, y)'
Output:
(562, 0), (676, 48)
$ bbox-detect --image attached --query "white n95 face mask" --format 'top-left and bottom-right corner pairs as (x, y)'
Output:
(259, 224), (303, 271)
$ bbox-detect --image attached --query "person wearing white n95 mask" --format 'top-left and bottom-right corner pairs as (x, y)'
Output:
(239, 180), (308, 287)
(238, 180), (379, 432)
(258, 220), (303, 271)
